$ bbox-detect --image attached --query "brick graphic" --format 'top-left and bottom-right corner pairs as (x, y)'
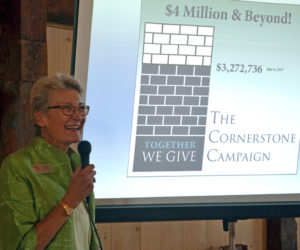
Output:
(129, 23), (214, 174)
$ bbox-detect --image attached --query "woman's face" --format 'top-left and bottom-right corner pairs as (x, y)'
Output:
(35, 89), (86, 152)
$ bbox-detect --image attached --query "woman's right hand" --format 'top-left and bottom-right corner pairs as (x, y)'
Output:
(62, 165), (96, 208)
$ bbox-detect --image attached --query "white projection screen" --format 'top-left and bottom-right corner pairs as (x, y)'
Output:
(74, 0), (300, 222)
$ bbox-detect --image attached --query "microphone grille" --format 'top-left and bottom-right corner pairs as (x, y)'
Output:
(78, 140), (92, 155)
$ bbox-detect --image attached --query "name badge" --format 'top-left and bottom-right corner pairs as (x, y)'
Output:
(32, 164), (53, 174)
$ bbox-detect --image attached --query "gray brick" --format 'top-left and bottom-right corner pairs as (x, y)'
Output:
(202, 77), (210, 86)
(172, 126), (189, 135)
(194, 87), (209, 95)
(192, 107), (208, 115)
(167, 76), (184, 85)
(151, 75), (166, 85)
(184, 96), (199, 105)
(149, 95), (165, 105)
(138, 116), (146, 125)
(139, 95), (148, 105)
(176, 86), (192, 95)
(142, 64), (159, 74)
(200, 96), (209, 105)
(157, 106), (173, 115)
(164, 116), (181, 125)
(155, 126), (171, 135)
(160, 65), (176, 74)
(141, 75), (149, 85)
(190, 126), (206, 135)
(137, 126), (154, 135)
(195, 66), (211, 76)
(174, 106), (190, 115)
(185, 77), (201, 86)
(141, 85), (157, 94)
(139, 106), (155, 114)
(166, 96), (182, 105)
(147, 116), (163, 125)
(177, 65), (194, 75)
(198, 116), (207, 125)
(182, 116), (198, 125)
(159, 86), (174, 95)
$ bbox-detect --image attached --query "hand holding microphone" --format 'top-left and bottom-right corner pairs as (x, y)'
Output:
(62, 140), (95, 208)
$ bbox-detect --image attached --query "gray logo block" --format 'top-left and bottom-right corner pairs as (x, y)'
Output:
(133, 136), (205, 172)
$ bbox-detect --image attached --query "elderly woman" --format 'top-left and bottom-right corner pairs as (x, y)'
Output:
(0, 74), (100, 249)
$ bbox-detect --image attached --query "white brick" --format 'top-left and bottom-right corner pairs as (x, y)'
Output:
(170, 35), (188, 45)
(161, 45), (178, 54)
(153, 34), (170, 44)
(144, 44), (160, 54)
(152, 55), (168, 64)
(169, 55), (186, 65)
(196, 46), (212, 56)
(163, 24), (180, 34)
(187, 56), (203, 65)
(179, 45), (196, 55)
(144, 33), (153, 43)
(145, 23), (162, 33)
(198, 26), (214, 36)
(143, 54), (151, 63)
(205, 36), (213, 46)
(203, 57), (212, 66)
(188, 36), (204, 46)
(180, 25), (197, 35)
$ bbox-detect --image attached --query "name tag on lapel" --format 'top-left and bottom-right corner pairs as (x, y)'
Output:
(32, 164), (53, 174)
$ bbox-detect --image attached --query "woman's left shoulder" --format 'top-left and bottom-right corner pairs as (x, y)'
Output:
(0, 138), (41, 177)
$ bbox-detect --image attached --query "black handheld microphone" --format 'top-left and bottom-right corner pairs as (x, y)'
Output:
(78, 140), (92, 169)
(78, 140), (92, 205)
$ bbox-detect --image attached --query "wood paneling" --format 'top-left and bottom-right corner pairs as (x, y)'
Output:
(207, 220), (228, 249)
(235, 219), (265, 250)
(161, 221), (184, 250)
(183, 220), (208, 250)
(141, 222), (162, 250)
(97, 223), (112, 250)
(58, 27), (73, 74)
(47, 26), (59, 77)
(47, 24), (72, 76)
(111, 222), (141, 250)
(97, 220), (266, 250)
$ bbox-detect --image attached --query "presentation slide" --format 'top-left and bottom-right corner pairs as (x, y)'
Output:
(81, 0), (300, 205)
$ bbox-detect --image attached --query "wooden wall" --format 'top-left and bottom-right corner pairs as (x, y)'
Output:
(49, 24), (300, 250)
(47, 24), (73, 77)
(95, 220), (265, 250)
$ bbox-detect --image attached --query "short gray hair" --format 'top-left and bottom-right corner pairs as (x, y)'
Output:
(31, 74), (84, 135)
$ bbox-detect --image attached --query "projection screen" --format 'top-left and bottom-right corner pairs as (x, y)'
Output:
(74, 0), (300, 222)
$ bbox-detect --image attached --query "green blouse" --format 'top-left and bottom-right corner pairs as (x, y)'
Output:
(0, 137), (100, 249)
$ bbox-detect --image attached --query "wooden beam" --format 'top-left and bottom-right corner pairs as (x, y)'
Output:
(267, 218), (297, 250)
(46, 0), (75, 26)
(0, 0), (47, 161)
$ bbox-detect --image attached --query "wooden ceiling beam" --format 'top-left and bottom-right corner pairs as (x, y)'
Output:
(46, 0), (75, 26)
